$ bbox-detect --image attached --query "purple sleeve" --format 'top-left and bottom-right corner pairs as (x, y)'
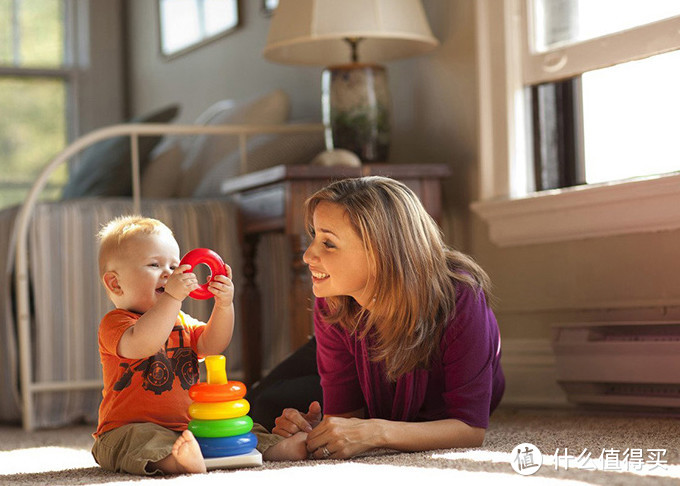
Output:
(441, 285), (500, 429)
(313, 299), (365, 415)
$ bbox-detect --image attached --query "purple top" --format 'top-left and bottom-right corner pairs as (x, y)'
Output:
(314, 284), (505, 429)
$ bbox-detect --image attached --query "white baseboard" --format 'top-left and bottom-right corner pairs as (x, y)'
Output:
(500, 338), (570, 408)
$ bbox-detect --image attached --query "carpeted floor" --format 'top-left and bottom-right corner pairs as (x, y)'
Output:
(1, 407), (679, 485)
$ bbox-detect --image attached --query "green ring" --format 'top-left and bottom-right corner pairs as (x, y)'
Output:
(188, 416), (254, 438)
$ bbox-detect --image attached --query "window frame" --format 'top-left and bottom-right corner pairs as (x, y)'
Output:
(472, 0), (680, 247)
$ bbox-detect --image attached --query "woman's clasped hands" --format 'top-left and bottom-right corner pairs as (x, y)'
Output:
(272, 401), (382, 460)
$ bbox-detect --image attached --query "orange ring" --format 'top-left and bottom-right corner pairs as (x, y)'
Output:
(189, 399), (250, 420)
(189, 381), (247, 403)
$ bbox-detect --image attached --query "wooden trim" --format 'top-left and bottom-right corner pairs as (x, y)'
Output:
(522, 7), (680, 85)
(472, 173), (680, 247)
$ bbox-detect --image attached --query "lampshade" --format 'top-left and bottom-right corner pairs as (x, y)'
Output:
(263, 0), (439, 65)
(263, 0), (438, 163)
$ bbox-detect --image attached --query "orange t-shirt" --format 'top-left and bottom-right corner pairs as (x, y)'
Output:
(95, 309), (206, 437)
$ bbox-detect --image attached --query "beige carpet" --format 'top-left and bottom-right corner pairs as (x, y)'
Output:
(1, 407), (679, 485)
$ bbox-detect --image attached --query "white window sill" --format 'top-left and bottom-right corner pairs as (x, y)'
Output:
(471, 173), (680, 247)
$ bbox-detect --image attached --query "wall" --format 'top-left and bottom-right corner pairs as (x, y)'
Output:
(125, 0), (476, 248)
(127, 2), (318, 123)
(77, 0), (126, 134)
(128, 1), (657, 408)
(471, 216), (680, 406)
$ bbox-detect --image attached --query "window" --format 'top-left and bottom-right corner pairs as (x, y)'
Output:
(0, 0), (73, 210)
(581, 50), (680, 185)
(472, 0), (680, 246)
(529, 1), (680, 190)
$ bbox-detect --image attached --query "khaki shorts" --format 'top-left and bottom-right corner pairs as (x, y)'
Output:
(92, 423), (179, 475)
(92, 422), (283, 475)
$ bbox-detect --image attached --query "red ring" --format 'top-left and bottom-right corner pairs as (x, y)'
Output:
(189, 381), (247, 402)
(179, 248), (228, 300)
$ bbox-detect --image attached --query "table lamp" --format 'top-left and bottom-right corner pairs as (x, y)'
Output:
(263, 0), (439, 162)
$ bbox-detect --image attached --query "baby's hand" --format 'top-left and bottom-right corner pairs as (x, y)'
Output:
(208, 266), (234, 309)
(164, 264), (199, 301)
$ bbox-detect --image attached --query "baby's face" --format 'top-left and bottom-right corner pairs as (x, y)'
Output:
(109, 232), (181, 314)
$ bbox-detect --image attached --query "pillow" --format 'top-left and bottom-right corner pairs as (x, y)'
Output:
(192, 127), (325, 197)
(61, 105), (179, 199)
(140, 138), (185, 198)
(140, 100), (239, 198)
(176, 90), (291, 197)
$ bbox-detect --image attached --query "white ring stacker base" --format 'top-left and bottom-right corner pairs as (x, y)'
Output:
(204, 449), (263, 470)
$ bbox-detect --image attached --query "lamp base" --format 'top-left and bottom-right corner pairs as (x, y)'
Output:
(322, 63), (391, 163)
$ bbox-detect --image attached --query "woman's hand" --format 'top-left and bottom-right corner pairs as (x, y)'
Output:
(305, 417), (484, 459)
(305, 416), (383, 460)
(207, 266), (234, 309)
(272, 401), (322, 437)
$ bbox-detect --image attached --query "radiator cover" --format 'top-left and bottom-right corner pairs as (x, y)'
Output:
(552, 322), (680, 410)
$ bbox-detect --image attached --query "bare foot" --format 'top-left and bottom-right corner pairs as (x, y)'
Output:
(171, 430), (207, 473)
(263, 432), (309, 461)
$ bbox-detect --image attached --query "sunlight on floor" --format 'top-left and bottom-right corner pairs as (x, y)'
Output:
(433, 449), (513, 464)
(0, 446), (96, 474)
(433, 449), (680, 480)
(157, 463), (595, 486)
(1, 445), (676, 483)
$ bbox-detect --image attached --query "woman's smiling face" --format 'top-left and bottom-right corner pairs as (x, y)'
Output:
(302, 201), (374, 307)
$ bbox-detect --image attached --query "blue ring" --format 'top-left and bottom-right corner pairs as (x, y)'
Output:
(196, 432), (258, 458)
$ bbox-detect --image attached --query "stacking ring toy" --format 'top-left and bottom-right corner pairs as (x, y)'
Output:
(179, 248), (229, 300)
(189, 398), (250, 420)
(196, 432), (258, 458)
(188, 416), (254, 438)
(189, 381), (246, 402)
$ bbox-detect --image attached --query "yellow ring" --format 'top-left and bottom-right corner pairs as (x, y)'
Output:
(188, 398), (250, 420)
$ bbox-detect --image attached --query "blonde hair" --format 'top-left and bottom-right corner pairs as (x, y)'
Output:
(304, 176), (492, 381)
(98, 215), (174, 277)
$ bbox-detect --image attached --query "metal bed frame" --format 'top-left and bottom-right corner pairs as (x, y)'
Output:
(13, 122), (323, 430)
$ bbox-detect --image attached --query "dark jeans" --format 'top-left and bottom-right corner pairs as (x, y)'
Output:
(246, 337), (322, 432)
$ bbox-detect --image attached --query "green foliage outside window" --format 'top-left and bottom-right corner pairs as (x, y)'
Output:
(0, 0), (68, 210)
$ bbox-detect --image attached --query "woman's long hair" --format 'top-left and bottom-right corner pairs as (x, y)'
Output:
(304, 176), (491, 381)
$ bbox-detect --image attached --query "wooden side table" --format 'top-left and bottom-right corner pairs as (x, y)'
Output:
(221, 163), (451, 385)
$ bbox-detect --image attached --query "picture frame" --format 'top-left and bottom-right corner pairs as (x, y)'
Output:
(158, 0), (240, 59)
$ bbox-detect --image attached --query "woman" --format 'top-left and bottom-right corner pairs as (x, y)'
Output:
(272, 176), (504, 459)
